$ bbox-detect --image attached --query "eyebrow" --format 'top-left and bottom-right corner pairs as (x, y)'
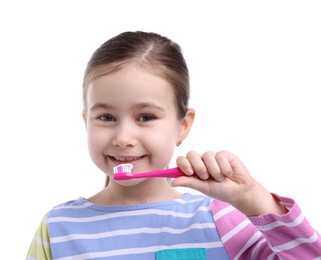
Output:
(133, 102), (165, 111)
(89, 102), (165, 112)
(89, 103), (113, 111)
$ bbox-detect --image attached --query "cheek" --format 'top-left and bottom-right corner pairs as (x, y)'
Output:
(148, 125), (177, 146)
(86, 127), (107, 156)
(147, 125), (178, 165)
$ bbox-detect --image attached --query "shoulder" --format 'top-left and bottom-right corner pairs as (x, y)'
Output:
(174, 193), (214, 214)
(179, 192), (213, 206)
(46, 197), (90, 218)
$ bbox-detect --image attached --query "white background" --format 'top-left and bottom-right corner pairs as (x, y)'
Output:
(0, 1), (320, 258)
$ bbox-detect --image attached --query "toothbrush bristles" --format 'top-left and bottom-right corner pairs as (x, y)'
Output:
(113, 163), (133, 174)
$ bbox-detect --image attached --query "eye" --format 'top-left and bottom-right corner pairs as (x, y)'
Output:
(137, 114), (155, 122)
(98, 114), (116, 122)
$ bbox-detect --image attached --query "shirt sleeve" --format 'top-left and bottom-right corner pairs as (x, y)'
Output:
(26, 215), (53, 260)
(212, 194), (321, 259)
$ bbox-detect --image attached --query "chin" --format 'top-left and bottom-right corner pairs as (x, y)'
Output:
(114, 178), (147, 187)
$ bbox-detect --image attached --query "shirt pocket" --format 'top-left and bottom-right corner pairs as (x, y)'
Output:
(156, 248), (207, 260)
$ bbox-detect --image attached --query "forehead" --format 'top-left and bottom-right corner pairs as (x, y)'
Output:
(86, 65), (176, 108)
(85, 61), (170, 88)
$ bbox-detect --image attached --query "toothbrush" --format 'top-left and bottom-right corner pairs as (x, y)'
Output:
(113, 163), (194, 180)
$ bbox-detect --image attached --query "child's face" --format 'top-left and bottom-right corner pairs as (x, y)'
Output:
(83, 65), (191, 182)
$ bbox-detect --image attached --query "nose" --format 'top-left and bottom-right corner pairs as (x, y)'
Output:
(112, 122), (137, 148)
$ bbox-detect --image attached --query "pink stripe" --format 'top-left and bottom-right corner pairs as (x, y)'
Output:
(211, 195), (321, 259)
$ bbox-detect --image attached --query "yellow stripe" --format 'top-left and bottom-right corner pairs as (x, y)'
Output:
(26, 215), (52, 260)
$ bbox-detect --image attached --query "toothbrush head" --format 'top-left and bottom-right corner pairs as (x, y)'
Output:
(113, 163), (135, 180)
(113, 163), (133, 174)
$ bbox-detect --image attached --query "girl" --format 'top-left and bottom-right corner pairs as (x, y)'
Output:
(27, 31), (321, 259)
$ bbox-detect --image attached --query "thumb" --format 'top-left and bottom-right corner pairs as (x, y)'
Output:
(171, 176), (211, 196)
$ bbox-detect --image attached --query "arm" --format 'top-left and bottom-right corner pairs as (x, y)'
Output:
(172, 150), (287, 216)
(212, 195), (321, 259)
(172, 150), (321, 258)
(26, 215), (52, 260)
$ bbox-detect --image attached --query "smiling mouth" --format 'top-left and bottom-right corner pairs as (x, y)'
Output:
(110, 156), (144, 163)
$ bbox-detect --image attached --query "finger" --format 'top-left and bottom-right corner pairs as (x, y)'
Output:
(186, 151), (209, 179)
(171, 176), (212, 196)
(202, 151), (225, 182)
(215, 151), (233, 177)
(217, 150), (249, 178)
(176, 156), (194, 176)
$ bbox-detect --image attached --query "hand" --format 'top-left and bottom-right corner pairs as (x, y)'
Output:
(171, 150), (287, 216)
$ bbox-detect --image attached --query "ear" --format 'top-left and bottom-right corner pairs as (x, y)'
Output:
(178, 108), (195, 142)
(82, 110), (87, 125)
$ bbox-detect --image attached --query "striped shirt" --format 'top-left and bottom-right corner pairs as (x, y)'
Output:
(26, 193), (321, 259)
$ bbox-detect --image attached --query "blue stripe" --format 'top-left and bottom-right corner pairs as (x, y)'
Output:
(46, 193), (229, 259)
(49, 209), (214, 236)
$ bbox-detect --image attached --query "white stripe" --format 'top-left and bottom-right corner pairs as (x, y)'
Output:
(221, 219), (251, 243)
(51, 201), (93, 210)
(267, 252), (277, 260)
(52, 196), (206, 211)
(35, 235), (49, 248)
(47, 206), (210, 223)
(233, 231), (263, 260)
(257, 212), (305, 231)
(175, 197), (208, 204)
(55, 241), (223, 260)
(250, 237), (266, 259)
(51, 222), (216, 243)
(213, 205), (235, 221)
(273, 231), (319, 252)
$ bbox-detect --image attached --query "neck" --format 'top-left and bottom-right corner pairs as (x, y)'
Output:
(88, 178), (182, 206)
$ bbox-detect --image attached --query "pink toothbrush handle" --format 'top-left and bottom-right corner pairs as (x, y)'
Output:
(113, 167), (197, 180)
(142, 167), (185, 178)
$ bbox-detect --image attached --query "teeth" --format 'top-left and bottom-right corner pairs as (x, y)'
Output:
(113, 156), (141, 161)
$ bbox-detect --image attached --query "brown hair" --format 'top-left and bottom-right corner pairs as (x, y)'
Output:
(83, 31), (190, 119)
(82, 31), (190, 186)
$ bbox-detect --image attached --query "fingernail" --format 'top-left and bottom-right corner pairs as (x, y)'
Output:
(186, 168), (194, 175)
